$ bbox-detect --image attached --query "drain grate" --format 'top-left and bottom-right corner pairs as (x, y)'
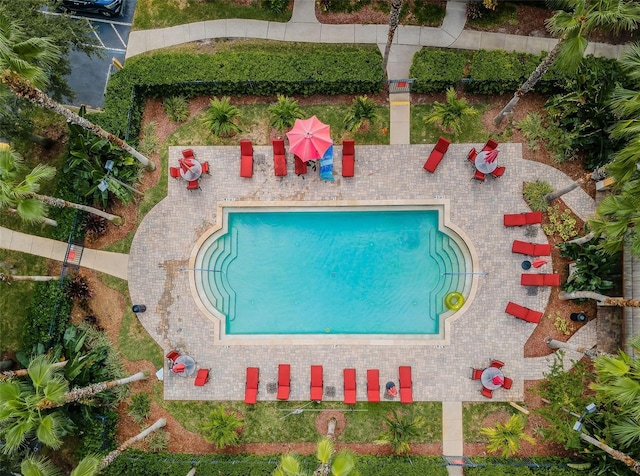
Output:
(325, 386), (336, 397)
(524, 225), (539, 238)
(526, 287), (539, 296)
(267, 382), (277, 394)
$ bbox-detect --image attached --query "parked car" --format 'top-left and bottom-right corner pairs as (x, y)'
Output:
(57, 0), (123, 17)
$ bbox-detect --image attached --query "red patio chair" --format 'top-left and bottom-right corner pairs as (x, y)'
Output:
(244, 367), (259, 404)
(240, 140), (253, 178)
(471, 368), (483, 380)
(473, 170), (485, 182)
(172, 363), (186, 373)
(512, 240), (551, 256)
(273, 139), (287, 176)
(521, 273), (560, 286)
(491, 166), (506, 178)
(343, 368), (356, 405)
(423, 136), (451, 173)
(467, 147), (477, 163)
(169, 167), (181, 179)
(187, 180), (200, 191)
(398, 366), (413, 404)
(194, 369), (210, 387)
(310, 365), (323, 401)
(342, 140), (355, 177)
(277, 364), (291, 401)
(482, 139), (499, 151)
(490, 360), (505, 369)
(502, 377), (513, 390)
(367, 369), (380, 402)
(503, 213), (527, 227)
(294, 155), (307, 176)
(182, 148), (195, 160)
(505, 302), (543, 324)
(481, 387), (493, 399)
(201, 161), (210, 175)
(166, 350), (180, 362)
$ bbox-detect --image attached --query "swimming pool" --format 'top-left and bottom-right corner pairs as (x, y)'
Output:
(192, 201), (474, 341)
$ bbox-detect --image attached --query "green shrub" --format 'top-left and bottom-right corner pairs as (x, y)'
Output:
(516, 112), (545, 151)
(422, 87), (478, 136)
(201, 407), (243, 448)
(146, 429), (170, 453)
(410, 49), (467, 93)
(343, 95), (378, 132)
(523, 180), (554, 212)
(163, 96), (190, 123)
(128, 393), (151, 424)
(267, 95), (303, 132)
(543, 205), (579, 241)
(412, 0), (446, 25)
(74, 408), (119, 458)
(466, 50), (544, 95)
(262, 0), (289, 14)
(516, 113), (578, 163)
(203, 97), (242, 137)
(558, 238), (621, 295)
(137, 121), (159, 156)
(23, 280), (73, 351)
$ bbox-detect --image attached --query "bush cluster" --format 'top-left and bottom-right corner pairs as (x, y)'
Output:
(22, 280), (73, 352)
(410, 49), (467, 93)
(90, 45), (383, 144)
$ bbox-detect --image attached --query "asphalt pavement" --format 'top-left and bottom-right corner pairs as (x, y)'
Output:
(63, 0), (137, 108)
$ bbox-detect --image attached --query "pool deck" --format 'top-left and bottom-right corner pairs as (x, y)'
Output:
(128, 142), (596, 402)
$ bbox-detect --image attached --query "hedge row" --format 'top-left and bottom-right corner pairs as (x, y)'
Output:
(101, 451), (449, 475)
(90, 45), (384, 142)
(22, 280), (72, 352)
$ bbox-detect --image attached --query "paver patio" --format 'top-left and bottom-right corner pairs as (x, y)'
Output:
(128, 142), (596, 403)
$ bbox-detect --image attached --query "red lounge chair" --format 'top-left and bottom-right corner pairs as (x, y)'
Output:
(471, 368), (483, 380)
(367, 369), (380, 402)
(187, 180), (200, 191)
(468, 148), (477, 163)
(343, 368), (356, 405)
(201, 161), (210, 175)
(482, 139), (499, 151)
(194, 369), (209, 386)
(294, 155), (307, 175)
(473, 170), (485, 182)
(169, 167), (181, 179)
(491, 166), (506, 178)
(240, 140), (253, 178)
(277, 364), (290, 401)
(244, 367), (259, 404)
(166, 350), (180, 362)
(505, 302), (543, 324)
(182, 148), (195, 160)
(503, 377), (513, 390)
(525, 212), (543, 224)
(481, 387), (493, 399)
(172, 363), (186, 373)
(490, 360), (505, 369)
(423, 136), (451, 173)
(273, 139), (287, 176)
(504, 212), (543, 227)
(310, 365), (323, 401)
(398, 366), (413, 404)
(512, 240), (551, 256)
(342, 140), (355, 177)
(521, 273), (560, 286)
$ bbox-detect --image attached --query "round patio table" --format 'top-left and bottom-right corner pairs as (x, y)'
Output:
(179, 159), (203, 181)
(481, 367), (504, 390)
(173, 355), (196, 377)
(475, 151), (498, 174)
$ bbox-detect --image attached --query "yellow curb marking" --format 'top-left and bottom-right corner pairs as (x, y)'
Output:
(390, 101), (410, 105)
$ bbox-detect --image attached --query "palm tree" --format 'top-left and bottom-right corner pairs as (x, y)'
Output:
(545, 336), (610, 359)
(0, 273), (59, 282)
(0, 144), (123, 225)
(268, 95), (303, 133)
(0, 13), (154, 170)
(423, 87), (478, 136)
(99, 418), (167, 469)
(559, 291), (640, 307)
(273, 438), (355, 476)
(494, 0), (640, 125)
(201, 407), (243, 449)
(544, 169), (606, 203)
(578, 431), (640, 474)
(481, 414), (535, 457)
(0, 355), (148, 453)
(374, 408), (425, 455)
(382, 0), (403, 79)
(202, 96), (242, 138)
(343, 95), (378, 133)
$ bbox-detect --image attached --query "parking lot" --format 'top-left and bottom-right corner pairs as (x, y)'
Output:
(60, 0), (137, 108)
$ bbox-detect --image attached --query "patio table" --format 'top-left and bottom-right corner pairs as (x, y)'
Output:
(475, 151), (498, 174)
(180, 159), (203, 181)
(481, 367), (504, 390)
(173, 355), (196, 377)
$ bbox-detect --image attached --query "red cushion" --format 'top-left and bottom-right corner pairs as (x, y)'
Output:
(272, 139), (285, 155)
(310, 365), (323, 401)
(342, 140), (355, 155)
(512, 240), (536, 255)
(274, 154), (287, 176)
(342, 155), (354, 177)
(294, 156), (307, 175)
(482, 139), (498, 151)
(244, 367), (259, 404)
(533, 244), (551, 256)
(240, 140), (253, 155)
(194, 369), (209, 386)
(343, 368), (356, 405)
(435, 136), (451, 153)
(521, 274), (545, 286)
(399, 366), (412, 388)
(367, 369), (380, 402)
(505, 302), (527, 319)
(277, 364), (290, 400)
(240, 155), (253, 178)
(525, 211), (543, 224)
(543, 274), (561, 286)
(423, 151), (444, 173)
(504, 214), (527, 226)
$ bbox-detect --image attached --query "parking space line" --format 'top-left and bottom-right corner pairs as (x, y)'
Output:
(111, 23), (127, 49)
(43, 10), (132, 27)
(92, 28), (106, 49)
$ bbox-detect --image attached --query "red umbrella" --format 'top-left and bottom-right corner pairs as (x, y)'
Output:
(286, 116), (333, 162)
(484, 149), (499, 164)
(532, 258), (548, 268)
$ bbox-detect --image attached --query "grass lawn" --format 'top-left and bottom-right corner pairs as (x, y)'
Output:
(133, 0), (292, 30)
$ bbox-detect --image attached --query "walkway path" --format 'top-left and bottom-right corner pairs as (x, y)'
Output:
(0, 226), (129, 280)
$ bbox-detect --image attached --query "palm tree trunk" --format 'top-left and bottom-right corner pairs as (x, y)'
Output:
(0, 360), (67, 380)
(5, 207), (57, 226)
(100, 418), (167, 469)
(565, 231), (596, 245)
(494, 41), (562, 126)
(186, 469), (197, 476)
(1, 71), (155, 171)
(29, 193), (123, 225)
(382, 0), (403, 79)
(37, 370), (149, 409)
(545, 181), (581, 203)
(545, 337), (610, 359)
(27, 132), (55, 149)
(0, 274), (59, 282)
(559, 291), (640, 307)
(579, 432), (640, 474)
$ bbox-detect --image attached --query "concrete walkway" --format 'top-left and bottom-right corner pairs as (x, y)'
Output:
(0, 226), (129, 280)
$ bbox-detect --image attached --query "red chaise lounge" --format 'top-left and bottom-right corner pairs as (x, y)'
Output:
(277, 364), (290, 401)
(521, 273), (561, 286)
(398, 366), (413, 404)
(367, 369), (380, 402)
(503, 212), (543, 227)
(273, 139), (287, 176)
(244, 367), (259, 404)
(423, 136), (451, 173)
(342, 140), (355, 177)
(505, 302), (543, 324)
(240, 140), (254, 178)
(194, 368), (210, 387)
(343, 368), (356, 405)
(512, 240), (551, 256)
(310, 365), (323, 401)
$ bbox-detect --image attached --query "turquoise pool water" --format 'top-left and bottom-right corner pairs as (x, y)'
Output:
(195, 207), (469, 335)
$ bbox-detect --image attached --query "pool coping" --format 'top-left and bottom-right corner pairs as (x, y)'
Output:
(188, 199), (479, 346)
